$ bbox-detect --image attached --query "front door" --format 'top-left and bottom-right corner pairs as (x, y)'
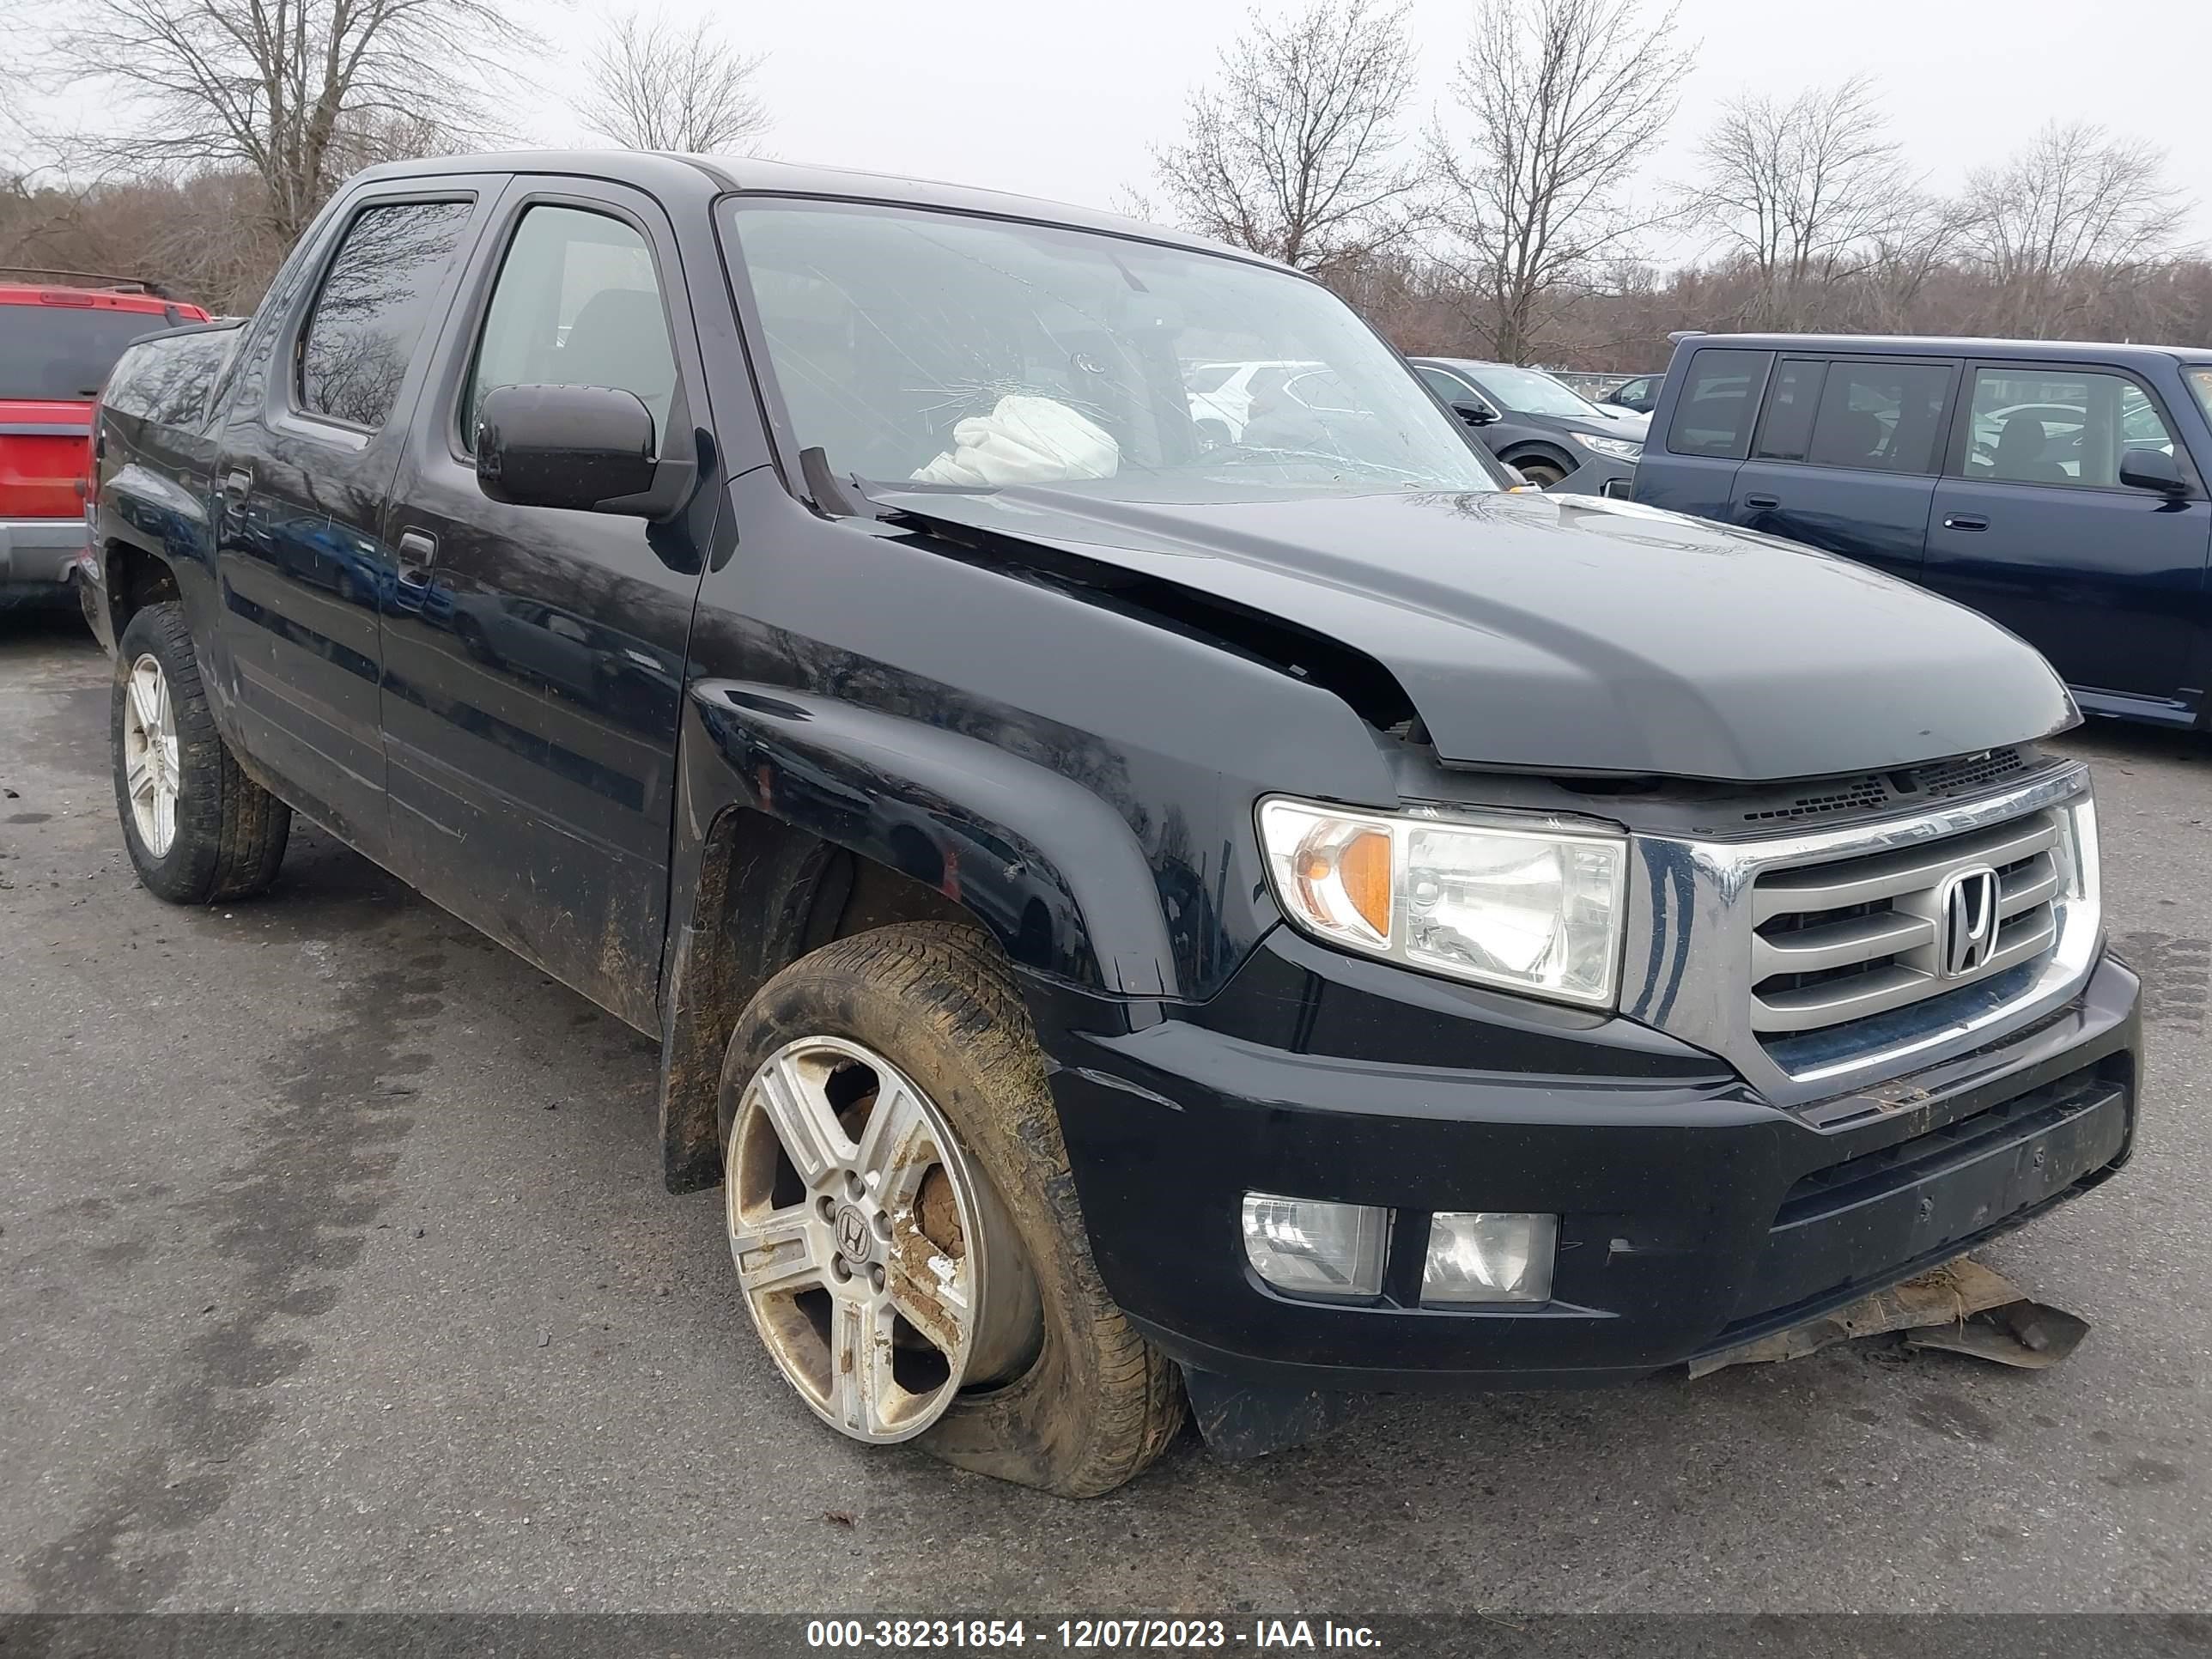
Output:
(1926, 362), (2212, 708)
(212, 191), (486, 851)
(375, 183), (719, 1029)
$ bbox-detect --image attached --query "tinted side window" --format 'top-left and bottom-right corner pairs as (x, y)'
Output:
(1965, 368), (2173, 489)
(1752, 359), (1826, 461)
(1417, 366), (1476, 404)
(299, 200), (474, 429)
(1666, 349), (1769, 459)
(1803, 360), (1952, 474)
(464, 204), (678, 445)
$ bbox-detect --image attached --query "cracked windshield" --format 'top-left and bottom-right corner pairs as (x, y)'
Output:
(720, 198), (1499, 498)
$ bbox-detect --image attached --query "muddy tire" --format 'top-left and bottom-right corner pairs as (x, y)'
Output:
(718, 921), (1185, 1497)
(112, 600), (292, 904)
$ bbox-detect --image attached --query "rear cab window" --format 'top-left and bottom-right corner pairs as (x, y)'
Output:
(1665, 348), (1771, 459)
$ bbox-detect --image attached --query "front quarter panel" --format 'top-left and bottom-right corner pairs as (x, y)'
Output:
(674, 467), (1405, 1004)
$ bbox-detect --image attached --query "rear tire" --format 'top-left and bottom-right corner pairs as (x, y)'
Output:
(718, 921), (1186, 1497)
(112, 600), (291, 904)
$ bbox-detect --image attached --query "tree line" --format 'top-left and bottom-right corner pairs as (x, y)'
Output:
(1147, 0), (2199, 368)
(0, 0), (767, 314)
(0, 0), (2197, 367)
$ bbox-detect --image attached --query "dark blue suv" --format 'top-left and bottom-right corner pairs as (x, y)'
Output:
(1633, 334), (2212, 730)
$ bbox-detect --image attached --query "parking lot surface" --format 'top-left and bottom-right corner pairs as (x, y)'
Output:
(4, 611), (2209, 1614)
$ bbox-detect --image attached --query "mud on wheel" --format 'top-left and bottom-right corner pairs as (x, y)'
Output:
(718, 921), (1185, 1496)
(111, 599), (292, 905)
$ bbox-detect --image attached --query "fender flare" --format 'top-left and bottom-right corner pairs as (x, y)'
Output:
(655, 678), (1181, 1190)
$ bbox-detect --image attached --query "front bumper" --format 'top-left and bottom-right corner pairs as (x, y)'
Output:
(1041, 931), (2140, 1391)
(1547, 452), (1638, 495)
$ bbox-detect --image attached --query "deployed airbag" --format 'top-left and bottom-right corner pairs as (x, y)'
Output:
(911, 394), (1119, 487)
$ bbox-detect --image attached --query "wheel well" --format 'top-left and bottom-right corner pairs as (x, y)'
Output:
(657, 806), (981, 1193)
(1500, 443), (1574, 474)
(106, 544), (179, 640)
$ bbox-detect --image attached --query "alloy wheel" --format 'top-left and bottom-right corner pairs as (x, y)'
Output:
(121, 653), (181, 857)
(726, 1036), (1042, 1443)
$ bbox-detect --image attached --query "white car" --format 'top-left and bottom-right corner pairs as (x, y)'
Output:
(1184, 360), (1324, 441)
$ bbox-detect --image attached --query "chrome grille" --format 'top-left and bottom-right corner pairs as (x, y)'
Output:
(1749, 810), (2063, 1036)
(1620, 764), (2100, 1109)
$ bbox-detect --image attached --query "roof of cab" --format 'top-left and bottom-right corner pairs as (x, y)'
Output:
(348, 149), (1276, 268)
(1677, 332), (2212, 368)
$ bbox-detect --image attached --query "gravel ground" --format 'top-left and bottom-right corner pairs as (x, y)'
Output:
(3, 610), (2209, 1615)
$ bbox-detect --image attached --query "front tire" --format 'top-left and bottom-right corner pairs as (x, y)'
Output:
(1511, 456), (1568, 487)
(112, 600), (291, 904)
(718, 921), (1185, 1496)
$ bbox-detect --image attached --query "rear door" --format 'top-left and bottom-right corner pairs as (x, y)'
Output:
(1632, 346), (1770, 518)
(1926, 361), (2211, 708)
(211, 185), (491, 853)
(374, 178), (720, 1029)
(1728, 354), (1956, 584)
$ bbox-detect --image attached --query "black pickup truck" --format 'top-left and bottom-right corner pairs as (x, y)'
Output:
(84, 150), (2140, 1497)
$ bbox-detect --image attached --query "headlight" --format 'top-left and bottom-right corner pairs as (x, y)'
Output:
(1577, 432), (1644, 461)
(1257, 797), (1627, 1007)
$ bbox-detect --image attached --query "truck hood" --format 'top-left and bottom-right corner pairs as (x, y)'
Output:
(872, 483), (2076, 782)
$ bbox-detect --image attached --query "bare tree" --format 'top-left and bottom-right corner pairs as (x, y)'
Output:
(1150, 0), (1425, 274)
(1431, 0), (1692, 363)
(1690, 76), (1920, 328)
(1855, 191), (1975, 332)
(27, 0), (516, 245)
(1964, 121), (2188, 336)
(583, 10), (770, 155)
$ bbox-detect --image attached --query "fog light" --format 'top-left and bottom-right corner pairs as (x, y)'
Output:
(1423, 1212), (1557, 1304)
(1241, 1192), (1388, 1302)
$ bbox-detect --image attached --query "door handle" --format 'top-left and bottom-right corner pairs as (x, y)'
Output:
(221, 467), (252, 500)
(1943, 514), (1990, 532)
(1744, 493), (1780, 509)
(395, 529), (438, 586)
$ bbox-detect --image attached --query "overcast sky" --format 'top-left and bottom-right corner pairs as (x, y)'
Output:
(14, 0), (2206, 263)
(497, 0), (2212, 264)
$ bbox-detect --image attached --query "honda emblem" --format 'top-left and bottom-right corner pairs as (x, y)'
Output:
(1937, 865), (2001, 978)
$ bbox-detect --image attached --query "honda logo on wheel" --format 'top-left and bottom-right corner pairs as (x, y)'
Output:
(1937, 865), (2001, 978)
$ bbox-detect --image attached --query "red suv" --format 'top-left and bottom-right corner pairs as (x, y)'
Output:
(0, 271), (209, 609)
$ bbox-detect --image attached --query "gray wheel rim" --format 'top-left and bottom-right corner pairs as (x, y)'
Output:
(726, 1036), (1042, 1444)
(121, 653), (180, 857)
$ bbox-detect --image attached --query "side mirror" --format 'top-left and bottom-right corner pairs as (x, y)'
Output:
(1454, 401), (1500, 428)
(475, 384), (662, 514)
(2118, 447), (2189, 496)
